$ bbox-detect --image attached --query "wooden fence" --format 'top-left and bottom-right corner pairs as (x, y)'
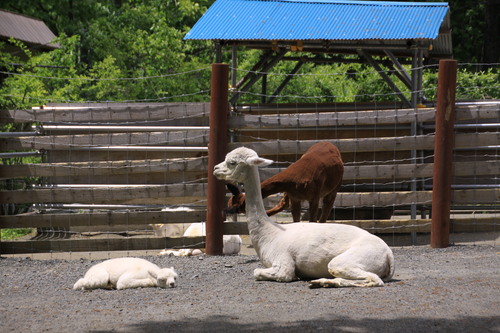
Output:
(1, 100), (499, 254)
(227, 102), (499, 228)
(0, 103), (212, 254)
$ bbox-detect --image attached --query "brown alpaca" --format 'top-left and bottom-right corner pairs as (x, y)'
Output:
(226, 141), (344, 223)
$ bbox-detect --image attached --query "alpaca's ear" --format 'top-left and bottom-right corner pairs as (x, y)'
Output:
(247, 157), (273, 167)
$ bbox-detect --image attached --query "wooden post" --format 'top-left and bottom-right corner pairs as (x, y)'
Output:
(431, 59), (457, 248)
(206, 63), (229, 255)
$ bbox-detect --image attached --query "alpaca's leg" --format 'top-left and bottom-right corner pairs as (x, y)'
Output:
(254, 259), (297, 282)
(318, 190), (338, 223)
(116, 271), (156, 290)
(290, 198), (302, 222)
(73, 268), (111, 290)
(265, 194), (289, 216)
(309, 249), (385, 288)
(308, 197), (320, 222)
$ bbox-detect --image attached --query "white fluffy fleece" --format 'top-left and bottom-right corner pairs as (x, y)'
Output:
(73, 257), (178, 290)
(159, 222), (242, 256)
(214, 147), (394, 288)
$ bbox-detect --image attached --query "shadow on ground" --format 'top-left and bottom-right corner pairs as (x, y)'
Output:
(97, 314), (499, 333)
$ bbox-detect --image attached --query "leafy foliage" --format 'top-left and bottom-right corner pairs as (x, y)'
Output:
(0, 0), (498, 106)
(0, 228), (34, 240)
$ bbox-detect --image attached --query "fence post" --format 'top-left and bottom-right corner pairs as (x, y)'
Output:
(431, 59), (457, 248)
(206, 63), (229, 255)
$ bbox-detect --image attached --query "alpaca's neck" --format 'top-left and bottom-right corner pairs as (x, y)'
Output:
(242, 165), (281, 256)
(243, 165), (268, 223)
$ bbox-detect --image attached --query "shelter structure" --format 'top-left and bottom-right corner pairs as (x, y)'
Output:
(0, 9), (59, 58)
(184, 0), (452, 107)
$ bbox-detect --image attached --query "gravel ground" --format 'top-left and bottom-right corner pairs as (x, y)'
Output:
(1, 245), (499, 333)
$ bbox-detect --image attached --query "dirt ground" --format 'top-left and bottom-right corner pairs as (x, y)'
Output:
(1, 234), (499, 333)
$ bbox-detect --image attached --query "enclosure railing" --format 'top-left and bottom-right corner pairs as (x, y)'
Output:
(1, 63), (499, 255)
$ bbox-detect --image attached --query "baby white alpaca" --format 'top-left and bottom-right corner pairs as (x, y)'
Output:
(73, 257), (178, 290)
(159, 222), (242, 256)
(214, 147), (394, 288)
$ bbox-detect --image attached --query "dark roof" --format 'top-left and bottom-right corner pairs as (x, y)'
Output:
(185, 0), (452, 58)
(0, 9), (59, 50)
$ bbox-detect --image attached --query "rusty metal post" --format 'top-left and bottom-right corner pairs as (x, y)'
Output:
(431, 59), (457, 248)
(206, 63), (229, 255)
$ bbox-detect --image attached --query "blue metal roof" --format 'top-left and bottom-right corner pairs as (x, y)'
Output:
(184, 0), (449, 41)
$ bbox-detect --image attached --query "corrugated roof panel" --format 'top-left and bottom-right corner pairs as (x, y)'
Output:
(184, 0), (449, 41)
(0, 10), (58, 49)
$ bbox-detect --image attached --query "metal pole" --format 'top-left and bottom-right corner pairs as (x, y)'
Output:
(215, 41), (222, 63)
(431, 59), (457, 248)
(410, 48), (418, 245)
(231, 46), (237, 89)
(206, 63), (229, 255)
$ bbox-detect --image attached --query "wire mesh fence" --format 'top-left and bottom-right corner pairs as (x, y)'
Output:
(0, 63), (498, 258)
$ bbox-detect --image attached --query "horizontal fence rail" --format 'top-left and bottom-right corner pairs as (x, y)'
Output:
(0, 103), (211, 123)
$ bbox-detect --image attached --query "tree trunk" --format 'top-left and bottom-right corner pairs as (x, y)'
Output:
(483, 0), (500, 63)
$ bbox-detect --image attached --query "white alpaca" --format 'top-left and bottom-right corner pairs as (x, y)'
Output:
(73, 257), (178, 290)
(151, 206), (194, 237)
(159, 222), (242, 256)
(214, 147), (394, 288)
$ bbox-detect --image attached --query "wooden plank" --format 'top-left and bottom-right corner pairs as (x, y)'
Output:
(3, 157), (495, 185)
(227, 219), (433, 234)
(261, 189), (497, 208)
(0, 183), (208, 205)
(230, 137), (432, 155)
(334, 191), (433, 207)
(236, 191), (427, 208)
(450, 217), (500, 233)
(259, 160), (499, 182)
(0, 210), (206, 229)
(0, 236), (206, 254)
(225, 217), (499, 235)
(455, 132), (500, 149)
(455, 103), (500, 121)
(333, 217), (499, 233)
(229, 108), (436, 128)
(2, 102), (497, 125)
(229, 132), (500, 155)
(0, 157), (208, 179)
(229, 103), (500, 129)
(0, 103), (210, 123)
(1, 187), (496, 207)
(47, 171), (204, 186)
(45, 150), (204, 163)
(451, 188), (499, 205)
(0, 130), (209, 151)
(223, 222), (249, 235)
(2, 216), (496, 254)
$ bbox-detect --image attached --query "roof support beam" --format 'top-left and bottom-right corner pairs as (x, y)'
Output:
(384, 49), (428, 105)
(231, 46), (238, 89)
(384, 50), (413, 89)
(224, 41), (450, 58)
(283, 55), (411, 66)
(230, 49), (288, 105)
(417, 48), (424, 104)
(234, 50), (274, 89)
(357, 49), (411, 107)
(214, 40), (222, 63)
(411, 48), (419, 108)
(410, 47), (426, 107)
